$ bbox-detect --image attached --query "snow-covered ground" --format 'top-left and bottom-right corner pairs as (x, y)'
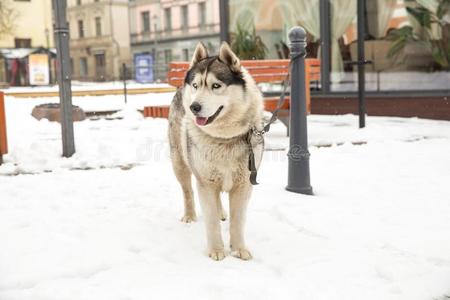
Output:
(1, 94), (450, 300)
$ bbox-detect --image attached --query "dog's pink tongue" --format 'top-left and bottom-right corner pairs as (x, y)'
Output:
(196, 117), (208, 126)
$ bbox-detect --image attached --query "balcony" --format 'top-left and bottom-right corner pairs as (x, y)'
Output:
(130, 23), (219, 45)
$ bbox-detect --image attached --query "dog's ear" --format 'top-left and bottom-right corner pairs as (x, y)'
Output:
(218, 42), (241, 72)
(190, 42), (209, 67)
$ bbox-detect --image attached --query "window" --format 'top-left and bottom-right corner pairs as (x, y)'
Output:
(182, 49), (189, 61)
(94, 53), (106, 79)
(198, 2), (206, 27)
(80, 57), (88, 77)
(14, 38), (31, 48)
(141, 11), (150, 32)
(164, 49), (172, 64)
(78, 20), (84, 38)
(95, 17), (102, 36)
(181, 5), (188, 30)
(164, 8), (171, 31)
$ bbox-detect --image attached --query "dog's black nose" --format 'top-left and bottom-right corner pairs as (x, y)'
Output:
(190, 102), (202, 114)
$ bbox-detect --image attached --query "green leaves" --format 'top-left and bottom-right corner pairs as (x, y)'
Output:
(387, 26), (417, 58)
(406, 6), (432, 28)
(230, 23), (268, 60)
(389, 0), (450, 70)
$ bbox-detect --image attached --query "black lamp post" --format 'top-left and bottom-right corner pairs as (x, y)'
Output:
(53, 0), (75, 157)
(219, 0), (230, 43)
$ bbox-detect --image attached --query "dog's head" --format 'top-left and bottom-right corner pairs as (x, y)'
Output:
(183, 42), (248, 128)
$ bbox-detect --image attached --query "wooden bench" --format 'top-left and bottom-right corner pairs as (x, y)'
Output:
(144, 59), (320, 130)
(0, 91), (8, 165)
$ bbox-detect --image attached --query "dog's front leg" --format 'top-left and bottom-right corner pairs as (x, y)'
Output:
(229, 183), (252, 260)
(197, 182), (225, 261)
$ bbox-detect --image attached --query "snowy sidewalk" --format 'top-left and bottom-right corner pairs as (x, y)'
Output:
(1, 95), (450, 300)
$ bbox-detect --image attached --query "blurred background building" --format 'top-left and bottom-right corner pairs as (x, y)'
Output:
(67, 0), (131, 81)
(129, 0), (221, 80)
(0, 0), (56, 86)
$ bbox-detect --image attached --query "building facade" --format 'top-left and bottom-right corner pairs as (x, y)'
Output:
(0, 0), (55, 86)
(67, 0), (131, 81)
(0, 0), (54, 48)
(129, 0), (220, 80)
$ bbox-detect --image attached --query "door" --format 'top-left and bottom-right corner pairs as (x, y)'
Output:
(94, 53), (106, 81)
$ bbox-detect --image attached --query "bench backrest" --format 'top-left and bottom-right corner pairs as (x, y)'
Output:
(168, 59), (321, 88)
(0, 92), (8, 155)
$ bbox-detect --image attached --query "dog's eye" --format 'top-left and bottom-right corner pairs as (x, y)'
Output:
(192, 83), (198, 89)
(212, 83), (222, 89)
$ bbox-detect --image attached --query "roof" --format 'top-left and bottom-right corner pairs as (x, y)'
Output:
(0, 48), (57, 59)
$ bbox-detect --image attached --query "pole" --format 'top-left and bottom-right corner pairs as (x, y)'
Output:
(122, 63), (127, 104)
(357, 0), (366, 128)
(153, 22), (158, 82)
(219, 0), (230, 43)
(53, 0), (75, 157)
(286, 26), (313, 195)
(319, 0), (331, 93)
(0, 92), (7, 165)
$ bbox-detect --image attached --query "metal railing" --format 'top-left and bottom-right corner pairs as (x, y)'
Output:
(130, 23), (220, 44)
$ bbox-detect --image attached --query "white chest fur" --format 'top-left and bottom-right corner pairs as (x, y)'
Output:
(181, 120), (259, 192)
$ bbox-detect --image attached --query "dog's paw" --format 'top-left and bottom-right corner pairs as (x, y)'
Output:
(231, 248), (252, 260)
(180, 214), (197, 223)
(208, 250), (226, 261)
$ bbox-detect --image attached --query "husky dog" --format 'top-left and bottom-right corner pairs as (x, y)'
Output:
(168, 42), (264, 261)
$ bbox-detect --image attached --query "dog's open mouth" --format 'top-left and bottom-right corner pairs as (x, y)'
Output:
(196, 106), (224, 126)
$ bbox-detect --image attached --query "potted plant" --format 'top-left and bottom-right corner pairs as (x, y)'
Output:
(388, 0), (450, 70)
(230, 23), (268, 60)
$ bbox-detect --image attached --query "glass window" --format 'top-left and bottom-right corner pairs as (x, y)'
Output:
(227, 0), (449, 93)
(95, 17), (102, 36)
(330, 0), (450, 92)
(181, 5), (188, 30)
(14, 38), (31, 48)
(95, 53), (106, 79)
(164, 8), (172, 31)
(141, 11), (150, 32)
(164, 49), (172, 64)
(198, 2), (206, 28)
(183, 48), (189, 61)
(80, 57), (88, 77)
(78, 20), (84, 38)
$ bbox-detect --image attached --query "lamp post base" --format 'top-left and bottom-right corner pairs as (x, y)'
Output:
(285, 185), (313, 195)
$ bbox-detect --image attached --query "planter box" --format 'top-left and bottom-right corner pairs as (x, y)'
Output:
(31, 103), (86, 122)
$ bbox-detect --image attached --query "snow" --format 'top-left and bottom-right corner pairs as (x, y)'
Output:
(1, 93), (450, 300)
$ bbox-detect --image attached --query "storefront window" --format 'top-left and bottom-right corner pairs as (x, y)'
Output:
(229, 0), (450, 93)
(331, 0), (450, 92)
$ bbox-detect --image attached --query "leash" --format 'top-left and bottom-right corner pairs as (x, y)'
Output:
(247, 53), (301, 185)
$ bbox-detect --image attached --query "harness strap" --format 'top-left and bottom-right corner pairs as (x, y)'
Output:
(246, 131), (259, 185)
